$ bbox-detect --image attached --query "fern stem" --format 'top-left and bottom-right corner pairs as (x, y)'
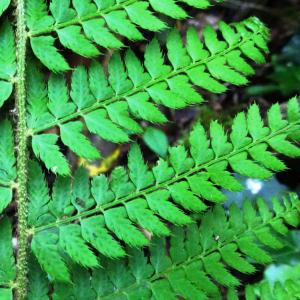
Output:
(15, 0), (29, 298)
(30, 27), (266, 135)
(33, 120), (299, 233)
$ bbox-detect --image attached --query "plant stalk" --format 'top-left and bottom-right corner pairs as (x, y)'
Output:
(15, 0), (28, 298)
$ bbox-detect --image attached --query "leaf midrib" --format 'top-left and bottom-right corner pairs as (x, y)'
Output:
(31, 26), (266, 135)
(32, 121), (299, 234)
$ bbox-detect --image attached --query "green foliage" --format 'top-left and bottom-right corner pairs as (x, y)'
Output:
(28, 194), (300, 299)
(0, 120), (16, 213)
(1, 1), (300, 298)
(0, 20), (16, 108)
(246, 264), (300, 300)
(143, 126), (169, 157)
(0, 217), (16, 299)
(245, 229), (300, 300)
(25, 0), (222, 71)
(28, 99), (300, 281)
(28, 17), (269, 174)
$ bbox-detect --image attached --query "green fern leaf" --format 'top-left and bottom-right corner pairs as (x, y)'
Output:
(49, 177), (73, 219)
(245, 240), (300, 300)
(47, 74), (76, 118)
(31, 134), (70, 175)
(49, 0), (76, 24)
(128, 144), (154, 190)
(31, 231), (70, 282)
(28, 257), (49, 300)
(30, 194), (300, 298)
(81, 215), (126, 258)
(27, 18), (269, 172)
(3, 0), (300, 298)
(0, 218), (16, 298)
(0, 120), (16, 213)
(57, 26), (100, 57)
(60, 122), (100, 160)
(27, 100), (300, 280)
(0, 0), (10, 16)
(0, 218), (16, 282)
(0, 21), (16, 108)
(27, 161), (51, 227)
(26, 0), (223, 70)
(30, 36), (70, 73)
(59, 224), (99, 268)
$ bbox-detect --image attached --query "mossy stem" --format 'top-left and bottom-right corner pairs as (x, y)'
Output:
(14, 0), (28, 298)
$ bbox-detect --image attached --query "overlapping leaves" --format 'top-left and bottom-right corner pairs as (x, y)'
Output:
(28, 194), (300, 299)
(246, 264), (300, 300)
(29, 98), (300, 281)
(26, 0), (222, 71)
(28, 17), (270, 175)
(0, 218), (16, 300)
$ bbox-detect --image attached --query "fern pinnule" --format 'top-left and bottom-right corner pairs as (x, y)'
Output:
(28, 17), (269, 175)
(28, 98), (300, 281)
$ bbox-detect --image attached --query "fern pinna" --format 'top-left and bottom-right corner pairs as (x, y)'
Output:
(26, 193), (300, 299)
(27, 16), (269, 175)
(0, 0), (299, 299)
(27, 99), (300, 281)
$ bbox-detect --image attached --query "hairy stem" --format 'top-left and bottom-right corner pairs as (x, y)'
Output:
(15, 0), (28, 298)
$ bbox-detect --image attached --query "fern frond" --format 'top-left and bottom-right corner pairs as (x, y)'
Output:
(26, 0), (223, 71)
(0, 20), (16, 108)
(0, 0), (10, 17)
(29, 99), (300, 281)
(0, 217), (16, 299)
(28, 17), (270, 174)
(29, 194), (300, 298)
(2, 0), (299, 298)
